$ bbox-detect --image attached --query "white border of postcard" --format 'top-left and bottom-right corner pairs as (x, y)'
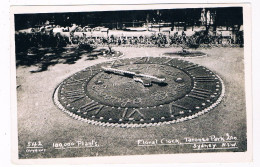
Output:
(10, 3), (252, 164)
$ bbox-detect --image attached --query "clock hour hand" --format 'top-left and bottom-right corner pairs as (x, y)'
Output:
(133, 77), (152, 87)
(101, 66), (166, 86)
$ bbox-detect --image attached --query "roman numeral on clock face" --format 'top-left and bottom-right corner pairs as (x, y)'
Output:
(65, 90), (85, 103)
(110, 59), (124, 67)
(122, 108), (144, 119)
(164, 58), (174, 64)
(187, 88), (211, 100)
(79, 101), (104, 115)
(66, 78), (87, 85)
(65, 68), (99, 86)
(134, 57), (150, 64)
(194, 76), (216, 82)
(169, 103), (189, 114)
(183, 64), (199, 71)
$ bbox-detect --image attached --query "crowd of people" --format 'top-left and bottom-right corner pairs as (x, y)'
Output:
(15, 30), (244, 53)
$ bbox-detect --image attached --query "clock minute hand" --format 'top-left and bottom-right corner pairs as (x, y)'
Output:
(101, 66), (166, 86)
(101, 66), (136, 76)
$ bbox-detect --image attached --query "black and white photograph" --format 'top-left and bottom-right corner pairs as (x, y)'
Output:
(10, 4), (252, 163)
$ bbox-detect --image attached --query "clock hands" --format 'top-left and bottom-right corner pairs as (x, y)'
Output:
(101, 66), (166, 87)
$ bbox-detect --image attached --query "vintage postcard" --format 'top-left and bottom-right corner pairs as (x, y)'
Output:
(10, 3), (252, 164)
